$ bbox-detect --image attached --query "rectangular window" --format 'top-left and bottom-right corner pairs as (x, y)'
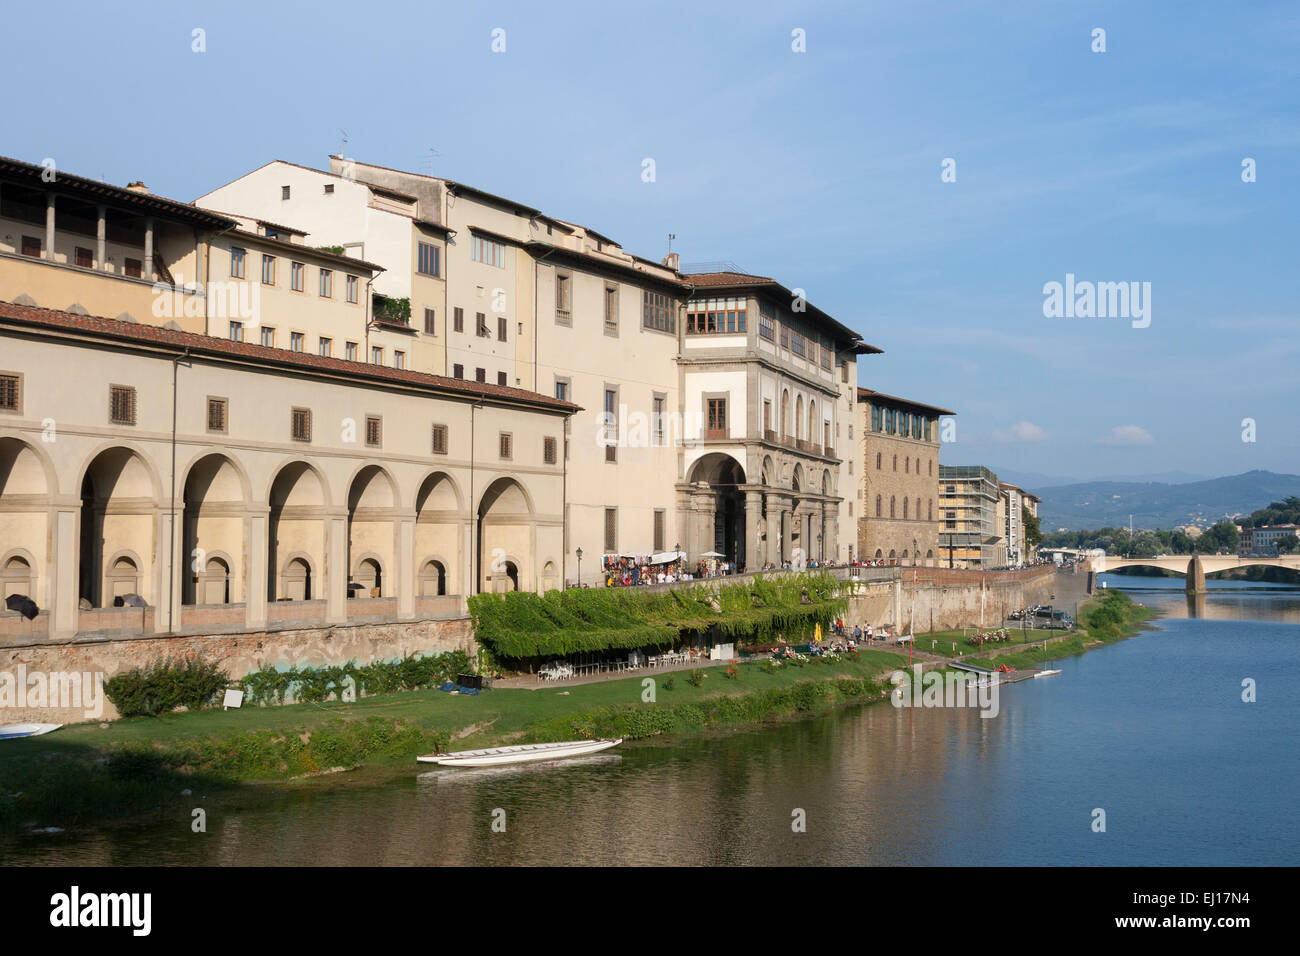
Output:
(499, 432), (512, 459)
(109, 385), (137, 425)
(790, 330), (806, 357)
(319, 337), (332, 357)
(228, 321), (244, 342)
(206, 397), (227, 433)
(604, 508), (617, 553)
(556, 273), (571, 320)
(471, 235), (506, 267)
(75, 246), (93, 268)
(124, 257), (142, 278)
(544, 436), (557, 464)
(779, 323), (789, 348)
(604, 388), (618, 462)
(654, 510), (665, 553)
(453, 364), (463, 379)
(653, 395), (665, 446)
(291, 261), (305, 291)
(707, 397), (727, 439)
(821, 337), (833, 370)
(261, 254), (275, 285)
(417, 241), (440, 276)
(230, 247), (246, 278)
(431, 424), (448, 455)
(763, 400), (772, 435)
(324, 183), (334, 195)
(476, 367), (486, 383)
(454, 307), (464, 333)
(498, 316), (507, 341)
(345, 341), (358, 361)
(319, 269), (332, 297)
(371, 346), (383, 364)
(476, 312), (489, 338)
(685, 297), (747, 334)
(497, 371), (507, 386)
(291, 407), (312, 442)
(261, 327), (275, 348)
(604, 286), (618, 330)
(555, 379), (569, 402)
(423, 308), (436, 334)
(0, 373), (21, 412)
(759, 303), (775, 341)
(394, 350), (406, 370)
(20, 235), (41, 258)
(366, 415), (382, 447)
(290, 332), (304, 352)
(346, 275), (358, 303)
(642, 290), (674, 333)
(281, 185), (291, 200)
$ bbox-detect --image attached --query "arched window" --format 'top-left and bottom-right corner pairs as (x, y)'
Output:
(928, 499), (933, 521)
(903, 498), (909, 519)
(916, 498), (921, 519)
(905, 458), (910, 474)
(892, 455), (897, 471)
(876, 452), (882, 469)
(890, 496), (896, 518)
(875, 494), (882, 517)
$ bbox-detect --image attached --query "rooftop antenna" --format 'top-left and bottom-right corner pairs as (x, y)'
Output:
(424, 147), (441, 176)
(667, 233), (676, 254)
(338, 129), (348, 157)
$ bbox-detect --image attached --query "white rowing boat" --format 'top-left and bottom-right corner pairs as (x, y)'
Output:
(417, 737), (622, 767)
(1034, 669), (1062, 678)
(0, 723), (62, 740)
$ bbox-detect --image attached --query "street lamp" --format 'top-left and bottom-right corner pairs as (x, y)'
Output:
(576, 547), (583, 589)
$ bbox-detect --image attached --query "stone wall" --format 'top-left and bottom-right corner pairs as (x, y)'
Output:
(844, 566), (1074, 633)
(0, 615), (475, 725)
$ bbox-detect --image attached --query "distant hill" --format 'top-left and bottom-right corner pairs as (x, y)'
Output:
(995, 467), (1209, 490)
(1033, 470), (1300, 531)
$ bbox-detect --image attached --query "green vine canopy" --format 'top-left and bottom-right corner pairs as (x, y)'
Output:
(468, 572), (847, 663)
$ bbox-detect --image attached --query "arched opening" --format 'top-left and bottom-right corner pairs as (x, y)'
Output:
(688, 453), (747, 567)
(353, 557), (383, 597)
(477, 476), (534, 594)
(79, 447), (156, 608)
(347, 465), (398, 599)
(268, 462), (326, 602)
(902, 550), (910, 565)
(107, 554), (140, 605)
(874, 549), (883, 560)
(926, 548), (935, 566)
(888, 549), (897, 565)
(541, 560), (557, 593)
(419, 559), (447, 597)
(493, 560), (520, 593)
(780, 389), (790, 441)
(795, 395), (804, 441)
(182, 453), (246, 605)
(282, 555), (313, 601)
(2, 554), (34, 601)
(197, 555), (231, 605)
(807, 399), (816, 447)
(416, 471), (461, 596)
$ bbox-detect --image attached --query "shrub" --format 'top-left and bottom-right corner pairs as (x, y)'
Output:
(103, 657), (229, 717)
(686, 669), (705, 688)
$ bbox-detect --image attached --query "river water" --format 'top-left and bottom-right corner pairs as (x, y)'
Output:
(6, 575), (1298, 866)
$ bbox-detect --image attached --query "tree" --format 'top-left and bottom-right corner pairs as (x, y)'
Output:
(1195, 521), (1239, 554)
(1276, 534), (1300, 555)
(1022, 504), (1042, 553)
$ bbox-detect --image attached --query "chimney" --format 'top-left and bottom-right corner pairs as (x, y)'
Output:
(662, 252), (680, 272)
(125, 181), (149, 194)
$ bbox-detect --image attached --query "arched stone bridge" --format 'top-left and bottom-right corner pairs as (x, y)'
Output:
(1088, 554), (1300, 592)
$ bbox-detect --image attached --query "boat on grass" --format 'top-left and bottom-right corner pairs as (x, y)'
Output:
(0, 723), (62, 740)
(417, 738), (621, 768)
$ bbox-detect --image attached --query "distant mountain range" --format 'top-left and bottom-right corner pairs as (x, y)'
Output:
(1023, 470), (1300, 531)
(994, 468), (1210, 489)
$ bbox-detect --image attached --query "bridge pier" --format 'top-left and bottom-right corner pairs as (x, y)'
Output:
(1186, 554), (1205, 594)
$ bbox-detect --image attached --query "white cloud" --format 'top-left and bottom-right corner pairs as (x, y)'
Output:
(992, 421), (1050, 443)
(1103, 425), (1155, 445)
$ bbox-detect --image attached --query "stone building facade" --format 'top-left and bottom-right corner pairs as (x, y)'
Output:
(856, 388), (950, 566)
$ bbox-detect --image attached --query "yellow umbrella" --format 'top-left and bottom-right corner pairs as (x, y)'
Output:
(815, 622), (822, 642)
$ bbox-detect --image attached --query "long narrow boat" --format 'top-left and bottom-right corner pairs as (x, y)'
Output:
(417, 738), (621, 768)
(0, 723), (62, 740)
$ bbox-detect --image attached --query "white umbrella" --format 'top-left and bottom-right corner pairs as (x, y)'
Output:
(700, 551), (725, 558)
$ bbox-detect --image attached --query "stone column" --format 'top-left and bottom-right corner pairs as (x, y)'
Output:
(96, 204), (106, 270)
(744, 490), (763, 572)
(691, 489), (715, 560)
(396, 514), (416, 618)
(782, 505), (794, 565)
(245, 509), (268, 630)
(49, 507), (80, 640)
(1186, 554), (1205, 594)
(44, 193), (55, 260)
(144, 217), (155, 282)
(461, 517), (474, 595)
(326, 514), (348, 623)
(764, 495), (780, 567)
(156, 508), (178, 634)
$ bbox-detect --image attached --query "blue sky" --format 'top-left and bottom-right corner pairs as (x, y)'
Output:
(7, 0), (1298, 483)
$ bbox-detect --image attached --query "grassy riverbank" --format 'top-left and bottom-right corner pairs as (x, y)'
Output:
(0, 648), (907, 832)
(0, 590), (1153, 834)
